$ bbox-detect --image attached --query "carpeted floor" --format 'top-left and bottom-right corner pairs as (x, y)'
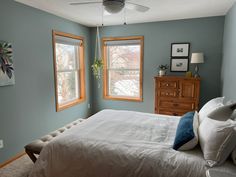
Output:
(0, 155), (34, 177)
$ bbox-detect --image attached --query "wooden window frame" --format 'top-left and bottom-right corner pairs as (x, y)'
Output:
(102, 36), (144, 102)
(52, 30), (86, 112)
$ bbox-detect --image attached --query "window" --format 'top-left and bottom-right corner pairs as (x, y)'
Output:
(103, 36), (143, 101)
(52, 31), (85, 111)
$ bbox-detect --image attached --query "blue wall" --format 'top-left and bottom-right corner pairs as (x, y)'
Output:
(91, 17), (225, 113)
(0, 0), (227, 164)
(0, 0), (92, 163)
(221, 3), (236, 100)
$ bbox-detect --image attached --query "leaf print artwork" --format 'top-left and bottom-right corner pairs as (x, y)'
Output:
(0, 42), (15, 86)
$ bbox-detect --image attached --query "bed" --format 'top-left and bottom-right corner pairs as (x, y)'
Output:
(29, 109), (235, 177)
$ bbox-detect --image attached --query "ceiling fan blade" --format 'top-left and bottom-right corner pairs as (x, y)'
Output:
(70, 1), (102, 5)
(126, 2), (149, 12)
(104, 10), (112, 16)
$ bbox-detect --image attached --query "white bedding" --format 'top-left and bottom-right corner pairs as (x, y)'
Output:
(29, 109), (235, 177)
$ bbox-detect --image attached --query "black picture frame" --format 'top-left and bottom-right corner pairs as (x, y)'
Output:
(171, 43), (190, 58)
(170, 58), (189, 72)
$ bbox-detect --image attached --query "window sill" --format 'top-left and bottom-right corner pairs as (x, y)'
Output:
(103, 95), (143, 102)
(56, 98), (86, 112)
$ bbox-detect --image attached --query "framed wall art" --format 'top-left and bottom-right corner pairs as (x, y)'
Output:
(170, 58), (189, 72)
(0, 42), (15, 86)
(171, 43), (190, 58)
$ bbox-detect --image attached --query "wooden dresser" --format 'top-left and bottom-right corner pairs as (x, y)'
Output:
(154, 76), (200, 116)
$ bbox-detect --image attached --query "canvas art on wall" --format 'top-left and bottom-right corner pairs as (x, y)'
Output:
(0, 42), (15, 86)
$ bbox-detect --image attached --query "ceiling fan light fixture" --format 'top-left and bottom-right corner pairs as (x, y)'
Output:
(103, 0), (125, 14)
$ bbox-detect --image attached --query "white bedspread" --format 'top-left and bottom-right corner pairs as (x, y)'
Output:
(29, 109), (233, 177)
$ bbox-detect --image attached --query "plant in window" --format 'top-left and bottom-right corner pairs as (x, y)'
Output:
(0, 43), (14, 79)
(92, 58), (103, 79)
(92, 27), (103, 80)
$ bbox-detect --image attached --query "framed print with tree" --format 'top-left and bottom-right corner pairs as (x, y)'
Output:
(170, 58), (189, 72)
(171, 43), (190, 58)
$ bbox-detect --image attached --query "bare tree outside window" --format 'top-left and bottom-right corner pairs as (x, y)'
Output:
(103, 37), (143, 101)
(52, 31), (85, 111)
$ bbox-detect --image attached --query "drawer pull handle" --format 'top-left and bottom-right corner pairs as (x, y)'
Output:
(173, 103), (179, 107)
(166, 93), (169, 96)
(166, 84), (169, 86)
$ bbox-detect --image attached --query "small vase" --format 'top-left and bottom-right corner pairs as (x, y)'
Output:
(159, 70), (166, 76)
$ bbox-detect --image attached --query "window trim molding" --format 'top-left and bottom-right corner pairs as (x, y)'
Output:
(52, 30), (86, 112)
(102, 36), (144, 102)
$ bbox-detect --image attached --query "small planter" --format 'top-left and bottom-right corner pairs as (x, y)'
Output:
(92, 58), (103, 80)
(159, 69), (166, 76)
(158, 64), (168, 76)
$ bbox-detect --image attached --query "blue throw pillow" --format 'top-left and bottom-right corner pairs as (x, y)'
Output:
(173, 111), (199, 151)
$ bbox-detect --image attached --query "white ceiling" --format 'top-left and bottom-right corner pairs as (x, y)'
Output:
(15, 0), (236, 27)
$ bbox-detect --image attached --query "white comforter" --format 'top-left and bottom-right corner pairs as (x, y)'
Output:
(29, 110), (208, 177)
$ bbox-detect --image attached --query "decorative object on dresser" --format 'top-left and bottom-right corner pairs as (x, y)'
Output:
(185, 71), (192, 77)
(191, 53), (204, 78)
(154, 76), (200, 116)
(158, 64), (168, 76)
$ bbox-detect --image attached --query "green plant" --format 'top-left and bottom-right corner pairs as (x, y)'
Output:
(158, 64), (168, 70)
(91, 58), (103, 79)
(0, 43), (14, 79)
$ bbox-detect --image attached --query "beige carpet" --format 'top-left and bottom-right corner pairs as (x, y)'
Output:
(0, 155), (34, 177)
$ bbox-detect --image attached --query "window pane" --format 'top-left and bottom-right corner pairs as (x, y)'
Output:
(107, 45), (140, 69)
(56, 43), (79, 71)
(57, 71), (79, 104)
(108, 70), (140, 97)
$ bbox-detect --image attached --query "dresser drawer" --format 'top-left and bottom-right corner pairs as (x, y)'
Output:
(158, 89), (178, 98)
(158, 100), (195, 110)
(158, 80), (178, 89)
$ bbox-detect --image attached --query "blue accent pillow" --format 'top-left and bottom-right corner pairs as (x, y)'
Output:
(173, 112), (199, 151)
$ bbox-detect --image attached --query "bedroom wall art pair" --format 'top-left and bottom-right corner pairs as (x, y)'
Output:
(0, 41), (15, 86)
(170, 43), (190, 72)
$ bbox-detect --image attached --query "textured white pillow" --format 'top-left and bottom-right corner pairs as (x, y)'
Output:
(225, 100), (236, 120)
(207, 103), (236, 121)
(199, 97), (224, 124)
(198, 118), (236, 167)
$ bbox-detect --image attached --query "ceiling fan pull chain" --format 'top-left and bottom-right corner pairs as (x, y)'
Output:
(97, 26), (101, 59)
(102, 5), (104, 27)
(95, 26), (98, 60)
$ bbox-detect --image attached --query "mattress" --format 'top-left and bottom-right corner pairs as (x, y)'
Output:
(29, 109), (235, 177)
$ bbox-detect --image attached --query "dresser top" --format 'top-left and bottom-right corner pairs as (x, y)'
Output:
(154, 75), (200, 80)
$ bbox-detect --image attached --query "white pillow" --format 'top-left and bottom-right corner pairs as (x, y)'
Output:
(207, 103), (236, 121)
(199, 97), (224, 124)
(198, 118), (236, 167)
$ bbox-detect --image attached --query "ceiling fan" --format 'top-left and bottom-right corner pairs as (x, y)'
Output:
(70, 0), (150, 14)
